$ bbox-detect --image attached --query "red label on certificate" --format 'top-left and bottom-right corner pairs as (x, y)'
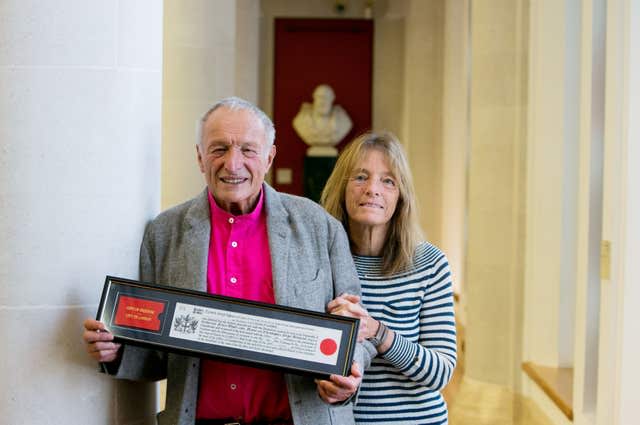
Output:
(114, 295), (166, 331)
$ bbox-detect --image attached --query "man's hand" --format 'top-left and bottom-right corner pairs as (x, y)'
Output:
(327, 293), (376, 342)
(83, 318), (121, 363)
(315, 362), (362, 404)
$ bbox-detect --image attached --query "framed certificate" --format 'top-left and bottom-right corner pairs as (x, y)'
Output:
(96, 276), (359, 377)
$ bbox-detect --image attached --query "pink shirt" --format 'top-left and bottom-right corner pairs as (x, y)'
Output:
(196, 189), (292, 422)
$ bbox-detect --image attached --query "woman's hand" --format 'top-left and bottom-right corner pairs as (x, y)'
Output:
(327, 293), (377, 342)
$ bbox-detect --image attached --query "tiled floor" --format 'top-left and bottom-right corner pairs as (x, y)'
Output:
(449, 377), (552, 425)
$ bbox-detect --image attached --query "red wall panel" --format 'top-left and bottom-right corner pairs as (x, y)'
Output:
(273, 18), (373, 196)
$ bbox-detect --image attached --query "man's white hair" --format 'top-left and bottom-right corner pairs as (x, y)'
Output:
(196, 97), (276, 152)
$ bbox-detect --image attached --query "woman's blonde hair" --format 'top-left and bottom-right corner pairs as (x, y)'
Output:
(320, 131), (423, 275)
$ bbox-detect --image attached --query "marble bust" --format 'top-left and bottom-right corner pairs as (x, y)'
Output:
(292, 84), (353, 157)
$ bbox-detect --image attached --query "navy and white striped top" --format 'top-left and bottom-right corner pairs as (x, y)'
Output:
(353, 242), (457, 425)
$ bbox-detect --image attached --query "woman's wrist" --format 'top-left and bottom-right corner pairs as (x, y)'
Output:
(367, 318), (389, 348)
(367, 317), (380, 340)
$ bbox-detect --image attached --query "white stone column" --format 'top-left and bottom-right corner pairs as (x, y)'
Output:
(616, 0), (640, 419)
(402, 0), (445, 246)
(596, 0), (640, 423)
(441, 0), (469, 295)
(465, 0), (528, 389)
(0, 1), (162, 424)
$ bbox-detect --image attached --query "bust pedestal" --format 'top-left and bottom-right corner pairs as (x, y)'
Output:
(303, 156), (337, 203)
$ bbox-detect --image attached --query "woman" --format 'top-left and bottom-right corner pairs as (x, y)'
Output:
(321, 132), (457, 425)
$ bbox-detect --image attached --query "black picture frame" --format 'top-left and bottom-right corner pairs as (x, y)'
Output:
(96, 276), (359, 377)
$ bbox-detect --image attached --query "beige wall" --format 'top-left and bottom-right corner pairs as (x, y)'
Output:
(613, 3), (640, 422)
(441, 0), (470, 296)
(372, 4), (406, 138)
(464, 0), (528, 389)
(161, 0), (260, 209)
(401, 0), (444, 246)
(523, 0), (580, 371)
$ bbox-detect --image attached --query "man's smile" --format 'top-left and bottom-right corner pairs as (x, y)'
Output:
(219, 176), (248, 184)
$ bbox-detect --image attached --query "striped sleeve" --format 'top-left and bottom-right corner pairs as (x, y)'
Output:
(380, 250), (457, 390)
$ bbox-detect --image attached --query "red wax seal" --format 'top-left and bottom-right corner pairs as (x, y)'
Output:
(320, 338), (338, 356)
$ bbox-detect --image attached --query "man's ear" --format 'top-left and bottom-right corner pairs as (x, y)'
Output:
(196, 144), (205, 173)
(266, 144), (276, 170)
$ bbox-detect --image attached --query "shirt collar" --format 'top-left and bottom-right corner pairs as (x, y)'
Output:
(207, 186), (265, 223)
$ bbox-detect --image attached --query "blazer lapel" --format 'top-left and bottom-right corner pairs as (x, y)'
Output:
(182, 189), (210, 292)
(264, 184), (291, 306)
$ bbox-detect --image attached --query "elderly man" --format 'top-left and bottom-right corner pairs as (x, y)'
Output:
(83, 97), (375, 425)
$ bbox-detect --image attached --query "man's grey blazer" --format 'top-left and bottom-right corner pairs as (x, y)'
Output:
(110, 184), (376, 425)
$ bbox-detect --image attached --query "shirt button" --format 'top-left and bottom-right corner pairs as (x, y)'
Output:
(228, 217), (234, 224)
(230, 383), (237, 390)
(231, 241), (238, 248)
(230, 277), (237, 284)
